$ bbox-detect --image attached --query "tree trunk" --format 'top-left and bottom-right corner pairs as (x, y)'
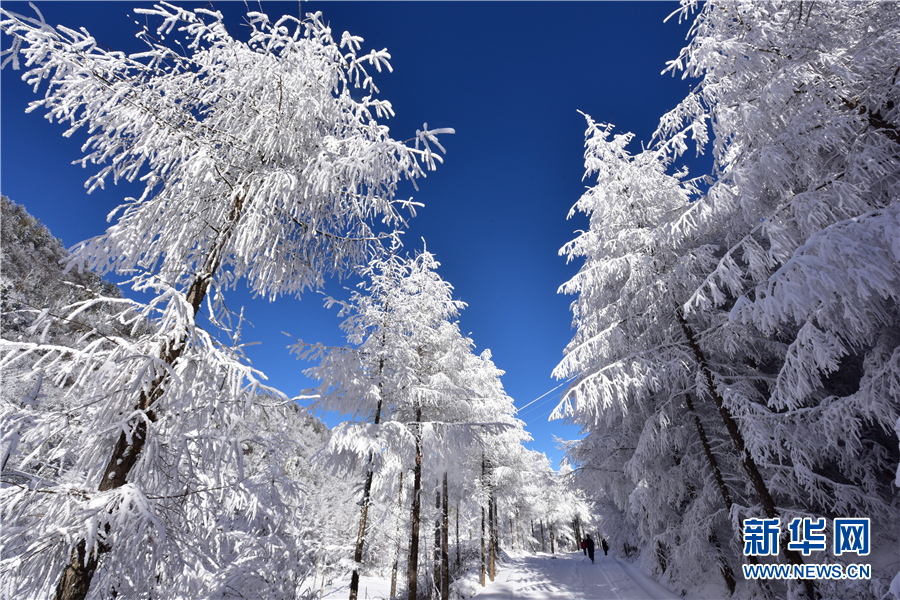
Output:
(480, 504), (486, 587)
(480, 455), (486, 587)
(349, 471), (374, 600)
(680, 396), (737, 594)
(677, 311), (815, 600)
(572, 518), (579, 551)
(54, 541), (98, 600)
(488, 493), (495, 581)
(657, 541), (668, 573)
(350, 356), (386, 600)
(540, 519), (545, 553)
(455, 503), (460, 573)
(708, 527), (737, 594)
(676, 450), (737, 595)
(516, 508), (522, 550)
(53, 193), (251, 600)
(549, 522), (555, 554)
(683, 394), (734, 514)
(433, 484), (441, 599)
(492, 492), (499, 562)
(441, 472), (449, 600)
(390, 472), (404, 600)
(407, 407), (423, 600)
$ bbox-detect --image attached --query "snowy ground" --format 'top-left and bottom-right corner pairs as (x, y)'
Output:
(468, 551), (681, 600)
(318, 551), (696, 600)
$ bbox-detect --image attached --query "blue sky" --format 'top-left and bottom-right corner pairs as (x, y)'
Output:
(1, 1), (700, 469)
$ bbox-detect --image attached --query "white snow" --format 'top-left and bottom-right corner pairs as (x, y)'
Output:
(471, 551), (681, 600)
(319, 551), (688, 600)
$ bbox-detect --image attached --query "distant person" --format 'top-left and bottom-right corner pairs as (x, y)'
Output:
(585, 534), (595, 563)
(601, 538), (609, 556)
(581, 538), (586, 555)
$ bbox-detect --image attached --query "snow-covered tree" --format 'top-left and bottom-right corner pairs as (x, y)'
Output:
(557, 1), (899, 597)
(302, 244), (539, 599)
(0, 4), (451, 599)
(302, 247), (473, 600)
(659, 2), (899, 595)
(552, 113), (751, 592)
(458, 349), (529, 584)
(659, 0), (899, 514)
(1, 196), (123, 336)
(299, 243), (441, 600)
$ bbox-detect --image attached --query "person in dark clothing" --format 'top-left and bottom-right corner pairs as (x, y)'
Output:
(581, 539), (586, 555)
(585, 535), (595, 563)
(601, 538), (609, 555)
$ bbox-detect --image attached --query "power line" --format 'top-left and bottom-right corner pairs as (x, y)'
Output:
(515, 377), (575, 415)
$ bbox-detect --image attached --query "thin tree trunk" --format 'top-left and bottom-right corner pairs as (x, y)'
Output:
(516, 508), (521, 550)
(572, 518), (577, 551)
(480, 504), (486, 586)
(572, 516), (581, 551)
(350, 469), (375, 599)
(492, 492), (499, 561)
(550, 522), (555, 555)
(540, 519), (545, 553)
(684, 394), (734, 514)
(678, 311), (815, 600)
(351, 352), (387, 600)
(455, 503), (460, 573)
(708, 526), (737, 594)
(681, 397), (738, 594)
(407, 407), (423, 600)
(315, 553), (323, 596)
(676, 450), (737, 595)
(433, 484), (441, 599)
(488, 493), (495, 581)
(480, 455), (486, 587)
(441, 472), (449, 600)
(390, 472), (404, 600)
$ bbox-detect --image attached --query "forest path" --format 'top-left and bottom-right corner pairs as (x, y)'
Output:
(471, 551), (680, 600)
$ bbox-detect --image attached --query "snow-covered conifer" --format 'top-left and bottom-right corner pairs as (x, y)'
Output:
(658, 3), (899, 593)
(303, 247), (494, 599)
(552, 111), (806, 594)
(558, 1), (899, 596)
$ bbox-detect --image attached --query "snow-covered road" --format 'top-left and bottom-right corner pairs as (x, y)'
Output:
(319, 550), (690, 600)
(472, 552), (680, 600)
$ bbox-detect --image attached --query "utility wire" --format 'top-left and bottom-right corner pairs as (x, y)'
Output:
(515, 377), (576, 415)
